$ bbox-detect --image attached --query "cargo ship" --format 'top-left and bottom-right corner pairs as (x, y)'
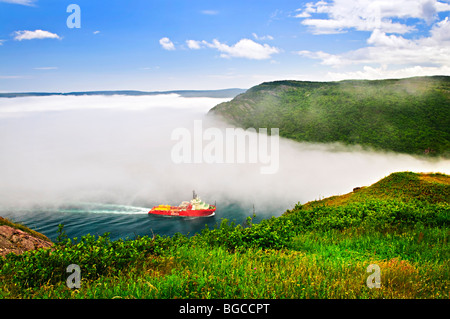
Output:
(148, 191), (216, 217)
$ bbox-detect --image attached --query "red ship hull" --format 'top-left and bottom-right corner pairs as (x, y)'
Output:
(148, 206), (216, 217)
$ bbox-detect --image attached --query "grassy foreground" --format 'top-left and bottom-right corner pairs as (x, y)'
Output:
(1, 172), (449, 299)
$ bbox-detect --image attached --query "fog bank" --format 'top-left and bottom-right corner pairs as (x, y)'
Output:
(0, 95), (448, 214)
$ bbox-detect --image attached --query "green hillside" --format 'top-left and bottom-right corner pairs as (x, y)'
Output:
(297, 172), (450, 210)
(1, 172), (449, 299)
(209, 76), (450, 157)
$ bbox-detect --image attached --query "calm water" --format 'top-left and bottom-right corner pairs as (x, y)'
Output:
(0, 202), (275, 241)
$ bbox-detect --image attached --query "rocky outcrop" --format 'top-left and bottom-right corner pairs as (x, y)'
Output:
(0, 217), (53, 256)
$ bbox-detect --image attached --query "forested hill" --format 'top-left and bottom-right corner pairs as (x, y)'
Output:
(208, 76), (450, 157)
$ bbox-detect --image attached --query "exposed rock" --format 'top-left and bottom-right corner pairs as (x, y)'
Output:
(0, 221), (53, 257)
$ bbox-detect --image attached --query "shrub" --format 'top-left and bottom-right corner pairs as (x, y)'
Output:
(285, 199), (449, 232)
(197, 216), (294, 251)
(0, 230), (166, 291)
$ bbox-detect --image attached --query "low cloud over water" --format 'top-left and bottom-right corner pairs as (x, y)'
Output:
(0, 94), (448, 214)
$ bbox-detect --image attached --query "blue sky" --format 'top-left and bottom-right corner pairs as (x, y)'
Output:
(1, 0), (450, 92)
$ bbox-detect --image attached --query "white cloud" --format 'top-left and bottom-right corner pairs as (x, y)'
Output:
(93, 31), (101, 35)
(294, 10), (312, 18)
(186, 39), (202, 49)
(0, 40), (5, 45)
(252, 33), (274, 41)
(429, 16), (450, 42)
(159, 37), (175, 51)
(296, 10), (450, 81)
(294, 1), (328, 18)
(297, 17), (450, 70)
(295, 8), (450, 80)
(0, 0), (36, 5)
(366, 29), (413, 48)
(296, 50), (345, 66)
(0, 94), (230, 116)
(295, 0), (450, 34)
(326, 65), (450, 81)
(201, 10), (219, 15)
(199, 38), (280, 60)
(14, 30), (60, 41)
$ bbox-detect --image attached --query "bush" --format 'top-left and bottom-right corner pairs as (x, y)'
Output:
(197, 216), (294, 251)
(285, 199), (449, 232)
(0, 229), (167, 291)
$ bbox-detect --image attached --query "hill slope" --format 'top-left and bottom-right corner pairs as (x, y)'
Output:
(209, 76), (450, 157)
(0, 217), (52, 257)
(1, 172), (449, 299)
(292, 172), (450, 211)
